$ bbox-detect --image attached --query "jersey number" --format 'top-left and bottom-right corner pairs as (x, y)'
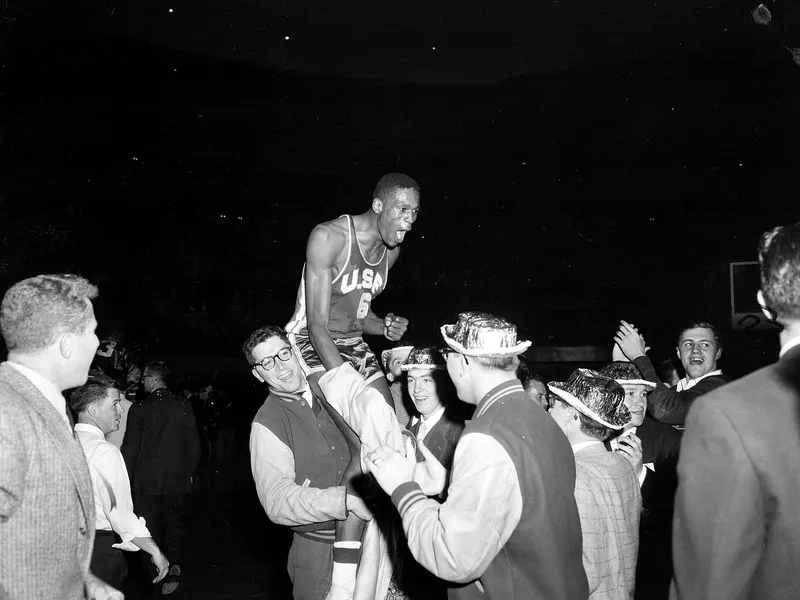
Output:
(356, 292), (372, 319)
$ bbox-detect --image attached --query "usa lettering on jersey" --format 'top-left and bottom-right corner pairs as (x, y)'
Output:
(340, 268), (384, 296)
(340, 268), (385, 320)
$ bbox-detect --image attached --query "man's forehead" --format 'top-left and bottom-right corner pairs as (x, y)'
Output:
(622, 383), (649, 393)
(252, 336), (287, 357)
(679, 328), (715, 343)
(393, 188), (420, 206)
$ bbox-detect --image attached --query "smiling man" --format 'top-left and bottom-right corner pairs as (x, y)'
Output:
(402, 346), (469, 486)
(614, 320), (728, 425)
(243, 325), (377, 600)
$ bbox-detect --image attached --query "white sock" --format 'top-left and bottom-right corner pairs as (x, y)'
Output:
(331, 541), (361, 590)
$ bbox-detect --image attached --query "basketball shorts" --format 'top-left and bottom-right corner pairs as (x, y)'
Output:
(288, 329), (385, 385)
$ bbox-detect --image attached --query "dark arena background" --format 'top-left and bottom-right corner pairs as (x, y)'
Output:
(2, 0), (800, 596)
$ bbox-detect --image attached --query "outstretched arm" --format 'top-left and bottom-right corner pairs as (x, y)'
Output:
(305, 225), (346, 371)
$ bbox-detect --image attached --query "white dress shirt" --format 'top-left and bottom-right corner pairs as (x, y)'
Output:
(409, 405), (446, 442)
(75, 423), (150, 551)
(6, 361), (70, 428)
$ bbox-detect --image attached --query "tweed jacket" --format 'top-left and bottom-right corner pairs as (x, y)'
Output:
(0, 363), (95, 600)
(671, 344), (800, 600)
(574, 443), (641, 600)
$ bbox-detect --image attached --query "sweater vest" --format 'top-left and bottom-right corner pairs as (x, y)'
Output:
(451, 381), (589, 600)
(253, 388), (351, 541)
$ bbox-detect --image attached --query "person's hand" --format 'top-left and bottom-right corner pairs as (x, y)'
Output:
(412, 440), (447, 497)
(366, 436), (417, 494)
(346, 493), (374, 521)
(86, 571), (124, 600)
(384, 314), (409, 341)
(614, 320), (648, 360)
(151, 551), (170, 583)
(612, 343), (629, 362)
(614, 433), (644, 480)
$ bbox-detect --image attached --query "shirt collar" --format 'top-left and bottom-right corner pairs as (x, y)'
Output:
(412, 404), (446, 429)
(6, 361), (69, 425)
(75, 423), (105, 438)
(677, 369), (723, 391)
(572, 440), (603, 454)
(779, 335), (800, 359)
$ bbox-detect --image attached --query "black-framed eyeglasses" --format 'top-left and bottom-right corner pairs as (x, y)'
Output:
(252, 346), (293, 371)
(440, 347), (468, 365)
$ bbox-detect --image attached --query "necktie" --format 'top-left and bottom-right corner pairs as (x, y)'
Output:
(306, 389), (321, 418)
(417, 419), (428, 442)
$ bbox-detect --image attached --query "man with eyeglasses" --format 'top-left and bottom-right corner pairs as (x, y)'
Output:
(244, 325), (380, 600)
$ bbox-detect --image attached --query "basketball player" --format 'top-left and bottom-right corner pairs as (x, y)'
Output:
(284, 173), (420, 599)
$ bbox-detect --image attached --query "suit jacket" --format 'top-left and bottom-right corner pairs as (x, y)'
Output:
(0, 363), (95, 600)
(671, 345), (800, 600)
(634, 418), (682, 600)
(574, 444), (641, 600)
(633, 356), (728, 425)
(408, 405), (468, 472)
(122, 387), (201, 496)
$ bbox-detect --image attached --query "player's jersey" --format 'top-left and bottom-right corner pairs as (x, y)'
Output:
(91, 337), (128, 381)
(287, 215), (390, 339)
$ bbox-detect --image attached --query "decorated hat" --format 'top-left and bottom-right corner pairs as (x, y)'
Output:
(440, 311), (531, 358)
(599, 362), (657, 389)
(400, 346), (446, 372)
(380, 345), (414, 371)
(548, 368), (631, 430)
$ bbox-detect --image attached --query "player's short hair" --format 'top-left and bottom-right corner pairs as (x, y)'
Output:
(70, 380), (117, 414)
(242, 325), (290, 365)
(516, 358), (546, 389)
(758, 221), (800, 321)
(1, 274), (98, 353)
(473, 355), (520, 372)
(676, 321), (722, 349)
(372, 173), (420, 205)
(143, 359), (171, 383)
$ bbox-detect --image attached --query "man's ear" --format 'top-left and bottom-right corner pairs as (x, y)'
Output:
(371, 198), (383, 215)
(59, 334), (73, 359)
(715, 347), (723, 362)
(251, 368), (265, 384)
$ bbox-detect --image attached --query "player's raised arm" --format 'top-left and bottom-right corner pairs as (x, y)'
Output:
(305, 224), (346, 371)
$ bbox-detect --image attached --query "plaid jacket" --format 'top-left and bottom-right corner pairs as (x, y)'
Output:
(0, 363), (95, 600)
(574, 443), (641, 600)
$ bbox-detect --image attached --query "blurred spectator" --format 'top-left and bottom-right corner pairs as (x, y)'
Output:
(122, 360), (200, 596)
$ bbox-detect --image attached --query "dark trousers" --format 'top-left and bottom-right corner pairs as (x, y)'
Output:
(136, 493), (186, 572)
(91, 531), (128, 589)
